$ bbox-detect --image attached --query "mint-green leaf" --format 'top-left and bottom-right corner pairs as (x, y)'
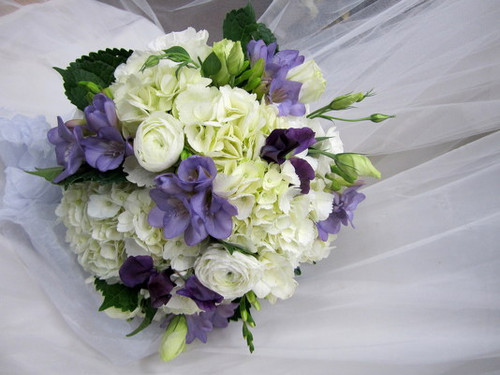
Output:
(54, 48), (132, 110)
(126, 299), (157, 337)
(220, 241), (258, 258)
(25, 167), (64, 183)
(163, 46), (191, 62)
(202, 52), (222, 77)
(94, 278), (139, 313)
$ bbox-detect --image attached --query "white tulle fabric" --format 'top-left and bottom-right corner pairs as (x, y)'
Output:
(1, 0), (499, 373)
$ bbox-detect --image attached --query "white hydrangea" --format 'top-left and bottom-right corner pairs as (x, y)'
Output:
(254, 251), (297, 303)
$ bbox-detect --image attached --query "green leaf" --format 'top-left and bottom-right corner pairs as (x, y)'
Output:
(54, 48), (133, 110)
(94, 278), (140, 312)
(25, 166), (64, 183)
(59, 166), (128, 189)
(222, 3), (277, 54)
(126, 299), (157, 337)
(220, 241), (258, 258)
(162, 46), (191, 62)
(202, 52), (222, 77)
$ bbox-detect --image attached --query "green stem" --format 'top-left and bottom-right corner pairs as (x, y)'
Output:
(318, 115), (372, 122)
(307, 148), (337, 160)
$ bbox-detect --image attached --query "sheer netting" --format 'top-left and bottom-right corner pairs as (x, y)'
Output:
(0, 0), (499, 373)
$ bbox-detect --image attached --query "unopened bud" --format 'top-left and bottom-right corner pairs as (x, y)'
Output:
(370, 113), (395, 123)
(328, 92), (365, 110)
(159, 315), (187, 362)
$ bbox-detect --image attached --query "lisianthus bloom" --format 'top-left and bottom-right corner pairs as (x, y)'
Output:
(148, 156), (237, 246)
(177, 275), (223, 312)
(47, 116), (85, 183)
(317, 185), (366, 240)
(261, 127), (316, 193)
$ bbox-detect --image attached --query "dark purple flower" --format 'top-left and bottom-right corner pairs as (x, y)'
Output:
(148, 270), (175, 308)
(317, 185), (366, 241)
(185, 303), (238, 344)
(47, 116), (85, 183)
(261, 127), (316, 164)
(80, 127), (133, 172)
(119, 255), (155, 288)
(84, 93), (118, 132)
(177, 275), (223, 312)
(149, 156), (237, 246)
(268, 78), (305, 116)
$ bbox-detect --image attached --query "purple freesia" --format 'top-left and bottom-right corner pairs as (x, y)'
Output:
(317, 185), (366, 240)
(149, 156), (237, 246)
(177, 275), (223, 312)
(247, 40), (276, 66)
(80, 126), (133, 172)
(185, 303), (238, 344)
(47, 116), (85, 183)
(268, 78), (305, 116)
(84, 93), (118, 132)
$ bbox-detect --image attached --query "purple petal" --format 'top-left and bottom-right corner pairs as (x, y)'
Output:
(148, 270), (175, 308)
(211, 303), (238, 328)
(148, 206), (165, 228)
(290, 157), (315, 194)
(185, 213), (208, 246)
(204, 195), (237, 239)
(185, 313), (213, 344)
(119, 256), (155, 288)
(84, 93), (118, 132)
(177, 276), (223, 312)
(176, 156), (217, 192)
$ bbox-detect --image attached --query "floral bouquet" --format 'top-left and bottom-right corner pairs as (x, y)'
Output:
(29, 4), (391, 361)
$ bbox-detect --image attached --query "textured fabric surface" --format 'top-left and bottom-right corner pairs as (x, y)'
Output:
(0, 0), (499, 373)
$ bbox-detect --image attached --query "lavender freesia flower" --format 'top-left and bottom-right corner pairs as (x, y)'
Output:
(84, 93), (118, 132)
(80, 126), (133, 172)
(47, 116), (85, 183)
(268, 78), (305, 116)
(149, 156), (237, 246)
(177, 275), (223, 312)
(317, 185), (366, 241)
(247, 40), (276, 66)
(185, 303), (238, 344)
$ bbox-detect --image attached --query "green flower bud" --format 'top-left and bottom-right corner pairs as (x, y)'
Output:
(159, 315), (188, 362)
(370, 113), (395, 123)
(334, 153), (381, 182)
(180, 149), (193, 160)
(211, 39), (244, 86)
(328, 92), (365, 110)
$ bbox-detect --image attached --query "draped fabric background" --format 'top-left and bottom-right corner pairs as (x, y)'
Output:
(0, 0), (499, 374)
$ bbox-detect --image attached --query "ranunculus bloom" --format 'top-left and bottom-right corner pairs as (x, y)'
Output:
(134, 112), (184, 172)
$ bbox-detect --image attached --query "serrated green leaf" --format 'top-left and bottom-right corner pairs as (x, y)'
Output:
(253, 23), (277, 45)
(25, 166), (64, 183)
(94, 278), (140, 312)
(55, 48), (132, 110)
(223, 3), (256, 42)
(59, 166), (128, 189)
(202, 52), (222, 77)
(126, 299), (157, 337)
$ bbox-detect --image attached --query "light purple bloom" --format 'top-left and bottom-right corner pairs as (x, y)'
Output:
(80, 126), (133, 172)
(176, 275), (223, 312)
(247, 40), (276, 66)
(268, 78), (305, 116)
(84, 93), (118, 132)
(185, 303), (238, 344)
(317, 186), (366, 240)
(149, 156), (237, 246)
(47, 116), (85, 183)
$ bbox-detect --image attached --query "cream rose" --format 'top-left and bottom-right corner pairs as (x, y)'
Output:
(194, 244), (262, 299)
(134, 112), (184, 172)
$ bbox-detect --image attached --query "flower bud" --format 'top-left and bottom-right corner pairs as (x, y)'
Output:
(211, 39), (244, 86)
(370, 113), (395, 123)
(334, 153), (381, 182)
(159, 315), (188, 362)
(328, 92), (365, 110)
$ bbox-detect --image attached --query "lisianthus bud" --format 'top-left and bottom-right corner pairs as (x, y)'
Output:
(328, 92), (365, 110)
(211, 39), (244, 86)
(159, 315), (188, 362)
(334, 153), (381, 182)
(370, 113), (395, 123)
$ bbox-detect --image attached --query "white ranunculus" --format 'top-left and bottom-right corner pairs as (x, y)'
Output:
(194, 244), (263, 300)
(148, 28), (211, 63)
(134, 112), (184, 172)
(287, 59), (326, 103)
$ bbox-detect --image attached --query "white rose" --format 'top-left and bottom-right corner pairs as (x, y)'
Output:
(287, 60), (326, 103)
(194, 244), (263, 300)
(134, 112), (184, 172)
